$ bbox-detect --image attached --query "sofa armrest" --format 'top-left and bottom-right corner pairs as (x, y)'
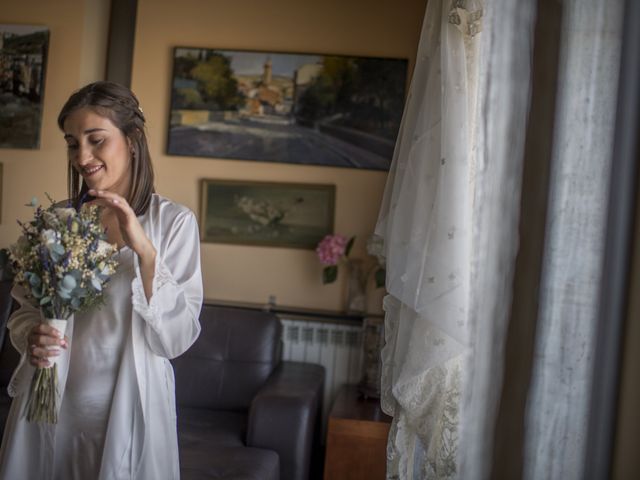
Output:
(247, 361), (324, 480)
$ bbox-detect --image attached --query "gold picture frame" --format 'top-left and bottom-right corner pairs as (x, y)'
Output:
(200, 178), (335, 249)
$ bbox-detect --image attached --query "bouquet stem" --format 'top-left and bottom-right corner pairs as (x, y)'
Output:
(25, 318), (67, 424)
(25, 364), (59, 423)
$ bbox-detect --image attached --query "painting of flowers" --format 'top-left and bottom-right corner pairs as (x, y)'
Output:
(167, 47), (408, 170)
(200, 179), (335, 249)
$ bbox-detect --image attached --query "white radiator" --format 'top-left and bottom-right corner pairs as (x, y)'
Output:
(279, 318), (363, 433)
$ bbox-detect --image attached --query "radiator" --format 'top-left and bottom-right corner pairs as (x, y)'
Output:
(279, 317), (363, 433)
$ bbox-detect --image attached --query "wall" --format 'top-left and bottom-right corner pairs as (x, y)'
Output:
(0, 0), (110, 241)
(131, 0), (427, 311)
(0, 0), (427, 313)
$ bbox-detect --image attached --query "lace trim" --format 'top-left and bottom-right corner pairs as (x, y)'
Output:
(385, 359), (462, 479)
(131, 257), (177, 325)
(7, 354), (29, 397)
(448, 0), (483, 37)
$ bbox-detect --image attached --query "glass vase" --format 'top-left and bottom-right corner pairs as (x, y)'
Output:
(345, 258), (366, 314)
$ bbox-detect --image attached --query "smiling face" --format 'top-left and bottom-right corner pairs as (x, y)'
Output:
(63, 107), (132, 198)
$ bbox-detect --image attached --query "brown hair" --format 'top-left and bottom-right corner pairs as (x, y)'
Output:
(58, 81), (155, 215)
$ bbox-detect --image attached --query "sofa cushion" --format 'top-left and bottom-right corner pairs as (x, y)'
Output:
(180, 446), (279, 480)
(172, 305), (282, 410)
(178, 407), (246, 448)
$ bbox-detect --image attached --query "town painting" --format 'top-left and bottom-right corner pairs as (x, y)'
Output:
(0, 25), (49, 149)
(167, 47), (408, 170)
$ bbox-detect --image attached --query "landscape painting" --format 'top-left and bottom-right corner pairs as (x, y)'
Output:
(200, 179), (335, 249)
(168, 47), (408, 170)
(0, 24), (49, 149)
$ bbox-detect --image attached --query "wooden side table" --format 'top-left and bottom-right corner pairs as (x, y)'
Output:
(323, 384), (392, 480)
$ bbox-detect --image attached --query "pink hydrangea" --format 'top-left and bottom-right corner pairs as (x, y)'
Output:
(316, 234), (349, 265)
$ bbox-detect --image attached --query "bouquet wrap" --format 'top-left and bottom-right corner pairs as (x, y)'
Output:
(43, 318), (67, 368)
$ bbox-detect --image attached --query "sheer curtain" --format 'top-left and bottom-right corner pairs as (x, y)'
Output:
(375, 0), (482, 476)
(376, 0), (624, 478)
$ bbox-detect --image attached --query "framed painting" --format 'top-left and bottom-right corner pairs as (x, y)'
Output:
(0, 24), (49, 149)
(200, 179), (335, 249)
(167, 47), (408, 170)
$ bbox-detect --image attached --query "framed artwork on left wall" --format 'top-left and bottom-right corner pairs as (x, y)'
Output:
(0, 24), (49, 149)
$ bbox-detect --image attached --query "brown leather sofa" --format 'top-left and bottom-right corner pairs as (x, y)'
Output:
(0, 285), (325, 480)
(174, 304), (325, 480)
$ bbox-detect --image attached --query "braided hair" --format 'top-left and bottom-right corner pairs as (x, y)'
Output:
(58, 81), (155, 215)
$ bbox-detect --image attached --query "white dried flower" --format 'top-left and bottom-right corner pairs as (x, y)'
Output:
(54, 207), (76, 222)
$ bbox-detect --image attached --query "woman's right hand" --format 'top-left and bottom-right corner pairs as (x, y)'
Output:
(27, 324), (68, 368)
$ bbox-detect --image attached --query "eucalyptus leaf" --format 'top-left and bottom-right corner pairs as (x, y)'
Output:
(29, 274), (41, 287)
(32, 284), (44, 299)
(57, 288), (71, 300)
(73, 287), (88, 297)
(61, 275), (77, 290)
(91, 277), (102, 291)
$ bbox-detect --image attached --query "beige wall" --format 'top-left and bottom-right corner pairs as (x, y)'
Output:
(0, 0), (110, 241)
(131, 0), (427, 311)
(1, 0), (427, 313)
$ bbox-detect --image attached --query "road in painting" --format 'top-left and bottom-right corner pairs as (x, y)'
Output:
(168, 48), (407, 170)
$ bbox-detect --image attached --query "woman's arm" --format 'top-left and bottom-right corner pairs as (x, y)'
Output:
(131, 209), (203, 359)
(86, 189), (203, 359)
(8, 285), (41, 356)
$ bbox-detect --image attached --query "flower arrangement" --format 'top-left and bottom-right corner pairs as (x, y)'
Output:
(315, 233), (387, 288)
(9, 195), (118, 423)
(315, 234), (355, 284)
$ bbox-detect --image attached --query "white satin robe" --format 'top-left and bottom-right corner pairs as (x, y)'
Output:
(0, 194), (203, 479)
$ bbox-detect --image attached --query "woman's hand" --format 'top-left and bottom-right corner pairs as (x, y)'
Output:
(27, 324), (68, 368)
(87, 189), (156, 263)
(88, 189), (157, 301)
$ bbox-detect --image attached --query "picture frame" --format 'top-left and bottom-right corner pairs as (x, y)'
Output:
(168, 47), (408, 170)
(0, 24), (49, 149)
(200, 179), (335, 249)
(0, 162), (3, 223)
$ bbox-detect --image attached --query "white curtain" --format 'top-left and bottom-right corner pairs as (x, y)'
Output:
(375, 0), (482, 476)
(376, 0), (624, 478)
(523, 1), (623, 478)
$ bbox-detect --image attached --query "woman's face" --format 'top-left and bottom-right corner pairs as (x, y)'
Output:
(63, 107), (132, 198)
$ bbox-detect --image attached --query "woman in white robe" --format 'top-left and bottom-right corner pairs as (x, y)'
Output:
(0, 81), (203, 479)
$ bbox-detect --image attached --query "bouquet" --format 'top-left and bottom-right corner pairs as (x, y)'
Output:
(315, 234), (355, 284)
(9, 195), (118, 423)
